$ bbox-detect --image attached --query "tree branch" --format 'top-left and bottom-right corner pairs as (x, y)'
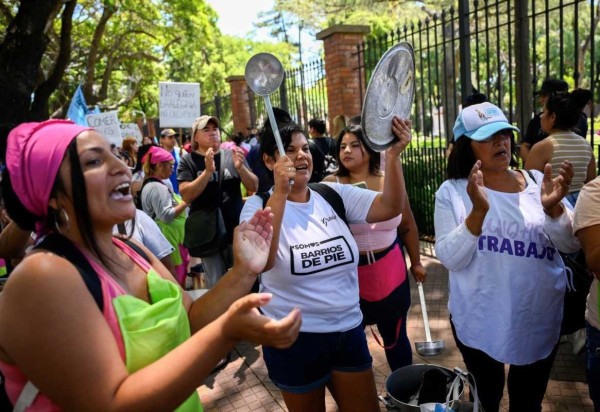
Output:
(83, 0), (116, 104)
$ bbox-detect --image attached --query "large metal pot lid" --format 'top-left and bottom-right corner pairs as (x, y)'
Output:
(361, 42), (415, 152)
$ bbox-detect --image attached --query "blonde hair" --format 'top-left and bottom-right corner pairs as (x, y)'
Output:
(332, 115), (347, 140)
(142, 155), (160, 177)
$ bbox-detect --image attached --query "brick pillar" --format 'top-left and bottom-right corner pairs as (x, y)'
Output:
(227, 75), (252, 134)
(317, 25), (370, 132)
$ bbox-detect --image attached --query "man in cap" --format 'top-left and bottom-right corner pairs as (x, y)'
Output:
(160, 128), (183, 194)
(520, 78), (588, 162)
(178, 115), (258, 288)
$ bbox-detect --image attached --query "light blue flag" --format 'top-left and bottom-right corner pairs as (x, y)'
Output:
(66, 85), (90, 125)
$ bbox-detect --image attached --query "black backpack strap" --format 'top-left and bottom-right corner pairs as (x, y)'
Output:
(34, 233), (103, 311)
(256, 191), (271, 208)
(121, 238), (151, 263)
(308, 183), (348, 226)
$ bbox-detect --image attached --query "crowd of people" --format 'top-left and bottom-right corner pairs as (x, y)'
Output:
(0, 75), (598, 411)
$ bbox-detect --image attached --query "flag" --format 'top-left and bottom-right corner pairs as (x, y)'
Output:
(66, 85), (90, 126)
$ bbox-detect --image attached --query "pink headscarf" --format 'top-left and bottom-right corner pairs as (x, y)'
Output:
(6, 120), (92, 218)
(141, 146), (174, 165)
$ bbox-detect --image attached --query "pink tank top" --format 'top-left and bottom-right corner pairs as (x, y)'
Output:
(349, 214), (402, 251)
(0, 238), (151, 410)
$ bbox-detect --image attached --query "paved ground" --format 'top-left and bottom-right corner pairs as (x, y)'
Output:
(195, 243), (594, 411)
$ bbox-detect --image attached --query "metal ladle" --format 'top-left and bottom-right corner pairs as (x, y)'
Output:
(415, 282), (446, 357)
(244, 53), (286, 158)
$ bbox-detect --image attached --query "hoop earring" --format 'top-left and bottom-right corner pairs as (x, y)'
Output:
(54, 208), (71, 235)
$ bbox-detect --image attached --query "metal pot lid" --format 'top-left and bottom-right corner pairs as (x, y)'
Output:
(361, 42), (415, 152)
(244, 53), (284, 96)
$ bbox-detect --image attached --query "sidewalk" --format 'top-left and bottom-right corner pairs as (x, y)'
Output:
(196, 246), (593, 411)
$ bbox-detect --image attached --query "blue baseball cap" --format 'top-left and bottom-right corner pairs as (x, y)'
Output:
(453, 102), (520, 141)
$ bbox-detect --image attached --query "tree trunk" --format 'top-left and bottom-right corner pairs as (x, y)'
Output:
(0, 0), (59, 156)
(30, 0), (76, 120)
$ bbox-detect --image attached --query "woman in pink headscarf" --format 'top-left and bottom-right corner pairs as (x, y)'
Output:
(139, 146), (189, 286)
(0, 120), (301, 411)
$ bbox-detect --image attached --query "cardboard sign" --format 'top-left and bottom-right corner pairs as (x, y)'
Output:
(86, 111), (121, 146)
(120, 122), (143, 142)
(159, 82), (201, 128)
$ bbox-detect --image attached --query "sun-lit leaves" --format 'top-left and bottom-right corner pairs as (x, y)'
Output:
(0, 0), (294, 124)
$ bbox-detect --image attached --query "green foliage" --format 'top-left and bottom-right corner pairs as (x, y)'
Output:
(402, 145), (446, 239)
(0, 0), (295, 123)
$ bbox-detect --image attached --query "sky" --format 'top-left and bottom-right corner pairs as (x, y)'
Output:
(205, 0), (321, 62)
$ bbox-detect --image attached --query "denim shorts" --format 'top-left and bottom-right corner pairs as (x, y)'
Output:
(262, 324), (373, 394)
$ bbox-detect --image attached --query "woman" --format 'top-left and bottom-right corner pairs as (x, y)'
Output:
(139, 146), (189, 287)
(435, 102), (579, 412)
(0, 120), (301, 411)
(121, 136), (139, 168)
(525, 88), (596, 206)
(240, 116), (411, 411)
(324, 124), (426, 372)
(573, 176), (600, 411)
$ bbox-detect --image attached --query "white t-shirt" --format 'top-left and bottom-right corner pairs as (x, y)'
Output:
(435, 170), (578, 365)
(240, 183), (378, 333)
(112, 209), (174, 260)
(573, 176), (600, 330)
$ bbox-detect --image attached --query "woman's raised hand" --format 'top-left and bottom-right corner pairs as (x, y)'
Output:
(388, 117), (412, 157)
(466, 160), (489, 213)
(272, 155), (295, 193)
(233, 207), (274, 275)
(541, 161), (573, 215)
(223, 293), (302, 349)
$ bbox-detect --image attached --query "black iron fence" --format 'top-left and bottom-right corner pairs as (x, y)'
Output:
(355, 0), (599, 239)
(249, 58), (328, 128)
(202, 94), (233, 137)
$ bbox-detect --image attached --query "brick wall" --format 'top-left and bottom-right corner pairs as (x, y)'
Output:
(227, 75), (252, 135)
(227, 25), (370, 134)
(316, 25), (370, 132)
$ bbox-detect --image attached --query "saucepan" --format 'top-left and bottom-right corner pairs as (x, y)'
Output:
(245, 53), (286, 157)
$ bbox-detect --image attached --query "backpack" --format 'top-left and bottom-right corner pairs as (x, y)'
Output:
(308, 138), (338, 182)
(250, 183), (348, 294)
(134, 177), (164, 211)
(0, 233), (150, 410)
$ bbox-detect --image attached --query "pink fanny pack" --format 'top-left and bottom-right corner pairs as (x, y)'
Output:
(357, 243), (407, 302)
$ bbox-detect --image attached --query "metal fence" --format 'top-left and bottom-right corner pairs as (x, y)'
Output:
(355, 0), (599, 239)
(249, 58), (328, 128)
(202, 94), (233, 137)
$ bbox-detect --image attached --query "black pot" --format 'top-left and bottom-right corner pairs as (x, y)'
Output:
(385, 364), (461, 411)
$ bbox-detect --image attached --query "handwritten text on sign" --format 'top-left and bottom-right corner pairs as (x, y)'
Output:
(86, 111), (121, 147)
(159, 82), (201, 128)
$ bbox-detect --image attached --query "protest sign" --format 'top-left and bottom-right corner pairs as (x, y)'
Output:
(159, 82), (201, 128)
(120, 123), (143, 142)
(86, 111), (121, 146)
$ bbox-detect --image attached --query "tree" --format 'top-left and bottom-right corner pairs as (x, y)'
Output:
(0, 0), (297, 153)
(0, 0), (61, 156)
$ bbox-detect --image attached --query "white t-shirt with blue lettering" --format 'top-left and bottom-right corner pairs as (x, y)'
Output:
(434, 170), (578, 365)
(240, 183), (378, 333)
